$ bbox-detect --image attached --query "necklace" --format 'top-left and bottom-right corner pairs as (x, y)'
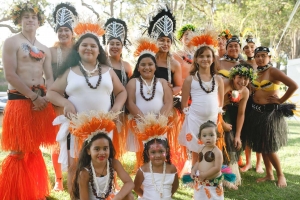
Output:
(79, 62), (102, 89)
(196, 72), (215, 93)
(222, 54), (239, 62)
(139, 76), (157, 101)
(21, 32), (45, 61)
(247, 56), (254, 60)
(167, 53), (171, 84)
(257, 63), (272, 73)
(140, 76), (155, 95)
(149, 161), (166, 198)
(79, 61), (99, 77)
(89, 160), (113, 199)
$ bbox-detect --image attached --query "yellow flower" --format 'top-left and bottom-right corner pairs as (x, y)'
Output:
(33, 7), (39, 14)
(13, 5), (20, 11)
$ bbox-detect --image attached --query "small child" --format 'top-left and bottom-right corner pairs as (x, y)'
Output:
(69, 111), (134, 200)
(191, 121), (224, 200)
(133, 113), (179, 199)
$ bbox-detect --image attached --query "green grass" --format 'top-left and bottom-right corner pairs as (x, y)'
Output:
(1, 121), (300, 200)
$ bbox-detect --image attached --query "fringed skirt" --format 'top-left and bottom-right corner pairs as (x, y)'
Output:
(1, 99), (57, 152)
(243, 103), (291, 153)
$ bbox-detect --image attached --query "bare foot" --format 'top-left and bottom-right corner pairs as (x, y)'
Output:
(255, 165), (264, 174)
(277, 175), (287, 188)
(256, 175), (275, 183)
(240, 164), (252, 172)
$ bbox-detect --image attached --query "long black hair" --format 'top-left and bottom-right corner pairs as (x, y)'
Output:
(131, 53), (158, 79)
(143, 138), (171, 164)
(72, 133), (116, 199)
(58, 33), (108, 77)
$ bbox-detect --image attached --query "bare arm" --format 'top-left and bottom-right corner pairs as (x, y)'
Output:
(216, 76), (224, 107)
(170, 164), (179, 195)
(125, 79), (143, 117)
(160, 79), (173, 115)
(171, 59), (182, 95)
(133, 168), (144, 197)
(113, 159), (134, 200)
(199, 148), (223, 180)
(78, 170), (90, 200)
(181, 76), (192, 109)
(110, 70), (127, 112)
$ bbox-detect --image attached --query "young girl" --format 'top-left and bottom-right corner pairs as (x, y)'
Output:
(191, 121), (224, 200)
(133, 114), (179, 199)
(69, 111), (134, 200)
(179, 33), (224, 165)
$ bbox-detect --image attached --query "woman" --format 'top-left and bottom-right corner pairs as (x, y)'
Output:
(241, 35), (258, 69)
(47, 30), (127, 194)
(216, 29), (232, 60)
(222, 63), (256, 188)
(126, 37), (173, 167)
(49, 2), (77, 191)
(244, 47), (298, 188)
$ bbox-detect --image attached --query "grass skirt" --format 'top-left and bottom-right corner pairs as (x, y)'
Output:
(1, 100), (57, 152)
(243, 104), (288, 153)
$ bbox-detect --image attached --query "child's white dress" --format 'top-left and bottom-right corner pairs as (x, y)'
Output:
(178, 75), (219, 152)
(138, 168), (176, 200)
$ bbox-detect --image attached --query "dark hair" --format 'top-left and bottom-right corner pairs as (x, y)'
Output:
(143, 138), (171, 164)
(58, 33), (108, 77)
(190, 46), (217, 77)
(226, 35), (241, 49)
(72, 133), (116, 199)
(198, 120), (218, 139)
(131, 53), (158, 79)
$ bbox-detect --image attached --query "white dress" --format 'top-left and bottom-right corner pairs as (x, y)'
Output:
(138, 168), (176, 200)
(66, 68), (113, 158)
(178, 75), (219, 153)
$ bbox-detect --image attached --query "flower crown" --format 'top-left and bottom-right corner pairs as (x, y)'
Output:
(229, 64), (257, 81)
(69, 110), (120, 145)
(11, 1), (46, 26)
(218, 29), (232, 40)
(134, 37), (159, 57)
(74, 18), (105, 39)
(177, 24), (196, 40)
(134, 113), (171, 143)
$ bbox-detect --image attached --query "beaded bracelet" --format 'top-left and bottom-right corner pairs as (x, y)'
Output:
(31, 94), (39, 102)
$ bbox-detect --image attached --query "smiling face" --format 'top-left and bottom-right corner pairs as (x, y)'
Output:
(138, 56), (156, 79)
(218, 36), (227, 51)
(20, 11), (39, 31)
(181, 30), (193, 46)
(244, 43), (256, 58)
(157, 36), (172, 53)
(87, 138), (110, 164)
(196, 49), (213, 69)
(78, 37), (100, 64)
(200, 127), (217, 147)
(107, 38), (123, 57)
(226, 42), (241, 58)
(57, 27), (73, 45)
(148, 142), (167, 166)
(254, 52), (270, 67)
(232, 75), (250, 90)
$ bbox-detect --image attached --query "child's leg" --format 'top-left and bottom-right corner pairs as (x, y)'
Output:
(267, 152), (287, 187)
(255, 153), (264, 173)
(240, 145), (252, 172)
(257, 153), (275, 183)
(67, 151), (75, 194)
(52, 151), (64, 191)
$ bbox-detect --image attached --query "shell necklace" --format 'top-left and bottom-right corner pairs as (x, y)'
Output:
(149, 161), (166, 198)
(140, 75), (155, 95)
(90, 160), (110, 198)
(79, 61), (99, 77)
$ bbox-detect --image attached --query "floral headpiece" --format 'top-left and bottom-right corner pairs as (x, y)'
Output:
(229, 64), (257, 81)
(134, 113), (171, 143)
(53, 2), (78, 32)
(134, 37), (159, 57)
(69, 110), (120, 145)
(218, 29), (232, 40)
(11, 1), (45, 26)
(177, 24), (196, 40)
(74, 18), (105, 39)
(190, 28), (218, 50)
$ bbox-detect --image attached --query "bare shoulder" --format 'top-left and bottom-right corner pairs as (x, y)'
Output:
(184, 75), (193, 83)
(4, 34), (21, 50)
(171, 57), (181, 68)
(167, 163), (178, 174)
(79, 168), (90, 181)
(122, 60), (132, 70)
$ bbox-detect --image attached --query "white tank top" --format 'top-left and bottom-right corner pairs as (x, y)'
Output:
(66, 68), (113, 113)
(135, 78), (164, 114)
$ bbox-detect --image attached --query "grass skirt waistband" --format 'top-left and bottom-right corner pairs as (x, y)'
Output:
(1, 99), (57, 152)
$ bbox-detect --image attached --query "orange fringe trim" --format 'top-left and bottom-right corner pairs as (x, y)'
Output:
(113, 114), (128, 160)
(190, 34), (218, 48)
(1, 100), (57, 152)
(134, 37), (159, 57)
(74, 22), (105, 38)
(216, 113), (230, 162)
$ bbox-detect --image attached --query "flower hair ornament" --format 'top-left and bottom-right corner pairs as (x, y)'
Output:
(218, 29), (232, 40)
(229, 63), (257, 81)
(147, 4), (176, 42)
(11, 1), (46, 26)
(177, 24), (196, 40)
(189, 28), (218, 51)
(74, 17), (105, 39)
(53, 2), (78, 32)
(134, 37), (159, 57)
(103, 18), (129, 46)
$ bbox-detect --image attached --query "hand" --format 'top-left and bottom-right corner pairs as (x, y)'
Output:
(167, 82), (173, 88)
(222, 122), (232, 132)
(63, 102), (76, 119)
(32, 95), (48, 111)
(234, 136), (242, 150)
(267, 94), (281, 104)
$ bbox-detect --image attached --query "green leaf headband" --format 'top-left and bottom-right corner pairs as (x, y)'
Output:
(176, 24), (196, 40)
(229, 64), (257, 81)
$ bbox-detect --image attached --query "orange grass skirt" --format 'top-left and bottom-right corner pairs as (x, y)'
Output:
(1, 100), (57, 152)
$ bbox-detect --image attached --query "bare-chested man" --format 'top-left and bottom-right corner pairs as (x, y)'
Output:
(0, 2), (56, 199)
(174, 24), (196, 84)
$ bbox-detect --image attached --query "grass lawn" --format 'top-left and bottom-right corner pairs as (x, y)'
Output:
(0, 120), (299, 200)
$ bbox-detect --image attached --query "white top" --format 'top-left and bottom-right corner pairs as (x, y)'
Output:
(135, 78), (164, 114)
(139, 168), (176, 200)
(66, 68), (113, 113)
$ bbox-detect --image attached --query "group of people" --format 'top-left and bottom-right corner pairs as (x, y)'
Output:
(0, 1), (298, 200)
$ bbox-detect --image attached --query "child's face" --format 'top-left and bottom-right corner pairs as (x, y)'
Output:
(87, 138), (110, 164)
(148, 142), (167, 165)
(233, 75), (250, 90)
(196, 49), (213, 69)
(200, 127), (217, 146)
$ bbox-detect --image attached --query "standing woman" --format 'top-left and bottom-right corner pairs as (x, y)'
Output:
(47, 20), (127, 194)
(244, 47), (298, 187)
(216, 29), (232, 60)
(241, 35), (258, 69)
(50, 2), (78, 191)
